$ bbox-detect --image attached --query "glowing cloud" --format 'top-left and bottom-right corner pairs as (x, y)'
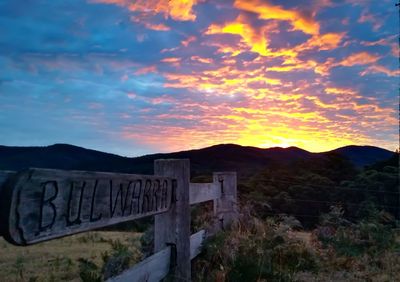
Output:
(296, 32), (345, 51)
(205, 14), (270, 56)
(338, 51), (380, 66)
(234, 0), (320, 35)
(91, 0), (198, 21)
(0, 0), (397, 155)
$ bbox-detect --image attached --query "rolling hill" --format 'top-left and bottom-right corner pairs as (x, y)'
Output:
(0, 143), (395, 179)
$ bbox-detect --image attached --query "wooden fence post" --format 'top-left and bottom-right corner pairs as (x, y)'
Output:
(213, 172), (238, 230)
(154, 159), (191, 281)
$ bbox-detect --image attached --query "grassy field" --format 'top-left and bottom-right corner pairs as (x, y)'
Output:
(0, 231), (142, 282)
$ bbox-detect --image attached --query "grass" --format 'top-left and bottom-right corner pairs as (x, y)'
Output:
(192, 205), (400, 282)
(0, 231), (141, 282)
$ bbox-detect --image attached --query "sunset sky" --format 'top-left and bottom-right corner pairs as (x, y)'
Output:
(0, 0), (398, 156)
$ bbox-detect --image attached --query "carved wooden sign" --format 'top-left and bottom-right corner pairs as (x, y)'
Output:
(0, 168), (175, 246)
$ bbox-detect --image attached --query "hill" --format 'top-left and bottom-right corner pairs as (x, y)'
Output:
(0, 143), (395, 178)
(329, 145), (396, 167)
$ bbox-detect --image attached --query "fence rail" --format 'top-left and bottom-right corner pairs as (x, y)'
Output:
(0, 160), (238, 282)
(108, 229), (207, 282)
(189, 183), (220, 205)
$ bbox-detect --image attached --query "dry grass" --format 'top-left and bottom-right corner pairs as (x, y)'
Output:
(0, 231), (141, 282)
(291, 231), (312, 247)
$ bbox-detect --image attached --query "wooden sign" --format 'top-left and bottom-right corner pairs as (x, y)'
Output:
(0, 168), (175, 245)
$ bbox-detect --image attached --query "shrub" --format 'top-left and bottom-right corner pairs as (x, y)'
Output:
(317, 204), (398, 257)
(77, 238), (140, 281)
(102, 240), (133, 279)
(78, 258), (102, 282)
(193, 212), (317, 281)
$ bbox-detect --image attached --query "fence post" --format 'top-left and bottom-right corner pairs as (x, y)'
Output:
(154, 159), (191, 281)
(213, 172), (238, 230)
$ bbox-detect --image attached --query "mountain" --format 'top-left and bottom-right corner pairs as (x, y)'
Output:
(0, 143), (134, 172)
(0, 143), (395, 179)
(329, 145), (396, 168)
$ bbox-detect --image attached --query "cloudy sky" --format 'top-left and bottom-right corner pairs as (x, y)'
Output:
(0, 0), (398, 156)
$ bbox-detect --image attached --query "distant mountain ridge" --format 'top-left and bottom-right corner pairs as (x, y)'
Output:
(0, 143), (395, 178)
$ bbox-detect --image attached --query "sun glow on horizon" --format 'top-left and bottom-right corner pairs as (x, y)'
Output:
(0, 0), (397, 156)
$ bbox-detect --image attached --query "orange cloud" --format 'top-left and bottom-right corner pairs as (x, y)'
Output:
(130, 16), (170, 31)
(121, 66), (397, 153)
(190, 56), (213, 64)
(161, 57), (181, 64)
(206, 14), (270, 56)
(205, 40), (244, 57)
(360, 65), (400, 77)
(144, 22), (170, 31)
(234, 0), (320, 35)
(129, 0), (198, 21)
(88, 0), (397, 153)
(91, 0), (198, 21)
(121, 95), (381, 153)
(181, 36), (196, 47)
(205, 14), (295, 57)
(268, 57), (317, 72)
(296, 32), (345, 51)
(338, 51), (380, 66)
(150, 95), (177, 105)
(325, 87), (357, 96)
(361, 35), (398, 57)
(163, 64), (282, 96)
(135, 65), (157, 75)
(267, 57), (335, 77)
(358, 9), (383, 31)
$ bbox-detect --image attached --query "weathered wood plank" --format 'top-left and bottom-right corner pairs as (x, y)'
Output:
(108, 247), (171, 282)
(189, 183), (220, 205)
(0, 168), (175, 245)
(213, 172), (238, 230)
(154, 159), (191, 282)
(190, 229), (206, 260)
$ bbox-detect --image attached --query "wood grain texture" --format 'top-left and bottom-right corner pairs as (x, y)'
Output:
(0, 168), (174, 245)
(213, 172), (238, 230)
(190, 229), (206, 260)
(154, 159), (191, 282)
(189, 183), (220, 205)
(107, 246), (171, 282)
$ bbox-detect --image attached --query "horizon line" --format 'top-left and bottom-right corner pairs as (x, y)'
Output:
(0, 142), (397, 159)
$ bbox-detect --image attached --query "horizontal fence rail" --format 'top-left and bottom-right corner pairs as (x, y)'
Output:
(109, 229), (207, 282)
(189, 183), (220, 205)
(190, 229), (206, 260)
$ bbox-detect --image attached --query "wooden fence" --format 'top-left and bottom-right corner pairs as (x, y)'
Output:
(0, 159), (238, 281)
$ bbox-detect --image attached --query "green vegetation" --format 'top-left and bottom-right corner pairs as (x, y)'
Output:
(192, 152), (399, 281)
(77, 238), (141, 281)
(240, 152), (399, 227)
(193, 214), (317, 281)
(192, 205), (400, 281)
(0, 153), (398, 281)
